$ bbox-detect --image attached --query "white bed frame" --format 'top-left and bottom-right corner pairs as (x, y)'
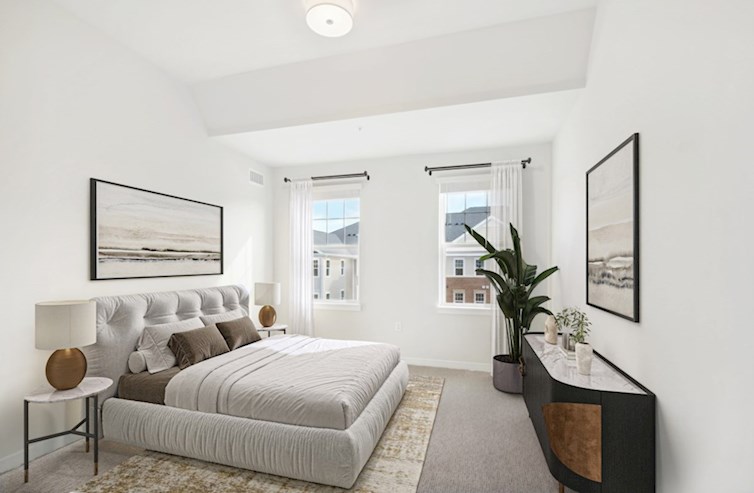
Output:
(84, 285), (408, 488)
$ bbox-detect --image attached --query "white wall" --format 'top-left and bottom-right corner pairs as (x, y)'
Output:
(0, 0), (273, 471)
(273, 143), (552, 371)
(551, 1), (754, 491)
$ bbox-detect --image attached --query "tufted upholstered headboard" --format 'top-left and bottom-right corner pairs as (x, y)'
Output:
(83, 284), (249, 401)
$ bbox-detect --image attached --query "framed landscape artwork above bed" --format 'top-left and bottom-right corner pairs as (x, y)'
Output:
(586, 133), (639, 322)
(90, 179), (223, 280)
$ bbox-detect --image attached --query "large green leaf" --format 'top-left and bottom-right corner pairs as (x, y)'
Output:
(527, 266), (559, 296)
(478, 269), (506, 295)
(481, 249), (517, 280)
(509, 224), (524, 284)
(497, 292), (515, 319)
(524, 306), (554, 329)
(511, 285), (528, 304)
(523, 263), (538, 286)
(524, 296), (550, 314)
(464, 224), (496, 254)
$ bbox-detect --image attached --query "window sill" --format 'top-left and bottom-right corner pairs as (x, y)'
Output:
(437, 305), (492, 316)
(314, 302), (362, 312)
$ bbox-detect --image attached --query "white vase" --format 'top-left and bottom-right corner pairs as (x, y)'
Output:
(544, 315), (558, 344)
(561, 327), (574, 352)
(575, 343), (593, 375)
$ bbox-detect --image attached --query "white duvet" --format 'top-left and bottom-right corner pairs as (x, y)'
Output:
(164, 335), (401, 430)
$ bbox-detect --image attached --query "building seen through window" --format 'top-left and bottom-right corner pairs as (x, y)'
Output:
(312, 196), (359, 302)
(441, 188), (491, 305)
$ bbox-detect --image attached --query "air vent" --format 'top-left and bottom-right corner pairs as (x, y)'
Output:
(249, 169), (265, 187)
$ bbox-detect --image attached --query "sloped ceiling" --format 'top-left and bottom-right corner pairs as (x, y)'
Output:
(52, 0), (596, 82)
(217, 90), (582, 166)
(51, 0), (597, 165)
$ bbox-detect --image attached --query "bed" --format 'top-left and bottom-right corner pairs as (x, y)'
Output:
(83, 285), (409, 488)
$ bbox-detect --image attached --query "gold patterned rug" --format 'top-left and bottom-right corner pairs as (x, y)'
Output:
(75, 375), (444, 493)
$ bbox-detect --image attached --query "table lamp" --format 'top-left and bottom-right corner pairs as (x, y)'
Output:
(35, 300), (96, 391)
(254, 282), (281, 327)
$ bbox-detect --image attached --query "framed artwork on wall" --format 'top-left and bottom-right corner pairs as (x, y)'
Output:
(90, 179), (223, 280)
(586, 133), (639, 322)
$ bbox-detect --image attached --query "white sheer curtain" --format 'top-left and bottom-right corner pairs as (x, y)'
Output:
(288, 180), (314, 336)
(488, 161), (523, 362)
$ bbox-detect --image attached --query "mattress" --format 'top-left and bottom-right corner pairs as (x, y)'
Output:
(165, 335), (401, 430)
(104, 361), (410, 489)
(118, 367), (180, 405)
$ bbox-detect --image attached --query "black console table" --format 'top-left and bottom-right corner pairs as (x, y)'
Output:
(522, 334), (655, 492)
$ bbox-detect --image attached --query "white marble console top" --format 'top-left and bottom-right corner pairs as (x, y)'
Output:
(25, 377), (113, 403)
(525, 334), (646, 395)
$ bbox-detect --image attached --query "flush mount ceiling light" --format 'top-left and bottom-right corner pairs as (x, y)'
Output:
(305, 0), (354, 38)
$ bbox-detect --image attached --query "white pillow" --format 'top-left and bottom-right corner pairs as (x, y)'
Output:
(137, 318), (204, 373)
(128, 350), (148, 374)
(200, 309), (245, 326)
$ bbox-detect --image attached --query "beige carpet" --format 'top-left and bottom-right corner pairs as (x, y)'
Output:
(73, 375), (443, 493)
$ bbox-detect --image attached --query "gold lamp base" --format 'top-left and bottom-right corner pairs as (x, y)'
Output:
(259, 305), (277, 328)
(45, 348), (87, 391)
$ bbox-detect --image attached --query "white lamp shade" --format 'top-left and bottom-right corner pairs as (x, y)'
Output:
(306, 0), (354, 38)
(35, 300), (96, 350)
(254, 283), (281, 306)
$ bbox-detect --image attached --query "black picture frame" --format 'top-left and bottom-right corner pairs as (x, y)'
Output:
(90, 179), (224, 281)
(585, 133), (640, 323)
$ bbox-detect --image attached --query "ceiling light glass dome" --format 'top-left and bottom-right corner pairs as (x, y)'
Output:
(306, 0), (354, 38)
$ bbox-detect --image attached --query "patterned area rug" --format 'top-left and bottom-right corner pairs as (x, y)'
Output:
(75, 375), (444, 493)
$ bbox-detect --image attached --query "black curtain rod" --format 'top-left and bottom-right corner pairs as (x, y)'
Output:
(283, 171), (370, 183)
(425, 158), (531, 176)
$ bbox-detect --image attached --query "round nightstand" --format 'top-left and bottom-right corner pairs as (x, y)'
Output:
(258, 323), (288, 338)
(24, 377), (112, 483)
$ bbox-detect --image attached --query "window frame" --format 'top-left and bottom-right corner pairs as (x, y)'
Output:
(340, 259), (345, 276)
(313, 259), (320, 277)
(453, 290), (465, 304)
(437, 177), (492, 313)
(474, 290), (486, 304)
(312, 184), (362, 311)
(454, 258), (464, 276)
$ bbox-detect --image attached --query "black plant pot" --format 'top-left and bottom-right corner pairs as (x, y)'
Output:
(492, 354), (523, 394)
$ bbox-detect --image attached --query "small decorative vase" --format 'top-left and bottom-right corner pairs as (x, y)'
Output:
(561, 327), (574, 351)
(575, 343), (593, 375)
(544, 315), (558, 344)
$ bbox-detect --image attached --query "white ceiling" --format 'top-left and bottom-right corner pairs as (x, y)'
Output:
(193, 10), (594, 135)
(53, 0), (596, 82)
(216, 90), (582, 167)
(51, 0), (595, 165)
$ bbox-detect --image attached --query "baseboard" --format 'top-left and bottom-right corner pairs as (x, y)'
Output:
(0, 435), (79, 475)
(403, 357), (491, 373)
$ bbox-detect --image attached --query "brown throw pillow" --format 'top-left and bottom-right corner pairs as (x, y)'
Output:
(168, 324), (230, 370)
(215, 316), (261, 350)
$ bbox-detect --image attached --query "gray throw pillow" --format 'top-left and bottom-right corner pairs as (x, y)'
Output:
(200, 309), (245, 326)
(168, 325), (230, 370)
(137, 318), (204, 373)
(216, 317), (261, 350)
(127, 350), (148, 374)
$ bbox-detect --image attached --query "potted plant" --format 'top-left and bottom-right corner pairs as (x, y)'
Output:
(555, 307), (593, 374)
(465, 223), (559, 393)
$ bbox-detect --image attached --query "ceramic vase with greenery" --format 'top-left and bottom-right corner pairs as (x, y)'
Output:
(556, 307), (593, 374)
(465, 223), (559, 392)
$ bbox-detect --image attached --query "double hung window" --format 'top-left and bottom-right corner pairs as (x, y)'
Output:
(439, 179), (491, 307)
(312, 186), (360, 305)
